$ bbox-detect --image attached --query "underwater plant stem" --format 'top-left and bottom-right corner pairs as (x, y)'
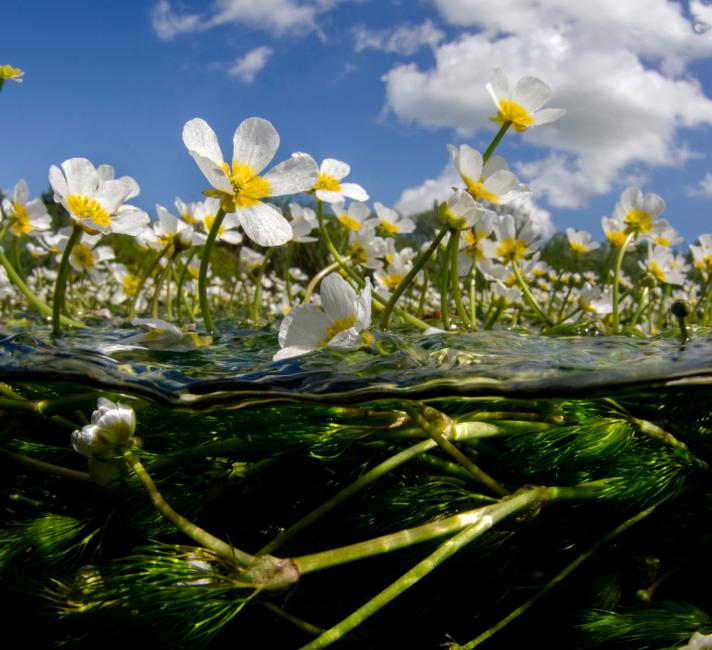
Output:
(612, 233), (635, 333)
(316, 200), (430, 331)
(52, 223), (83, 337)
(403, 403), (508, 497)
(124, 449), (257, 569)
(198, 207), (226, 337)
(455, 501), (661, 649)
(0, 448), (92, 482)
(0, 247), (84, 328)
(261, 602), (326, 636)
(511, 258), (552, 327)
(259, 438), (440, 555)
(450, 229), (471, 328)
(632, 417), (710, 470)
(303, 262), (342, 304)
(297, 486), (544, 650)
(251, 247), (275, 325)
(482, 121), (511, 165)
(379, 223), (449, 330)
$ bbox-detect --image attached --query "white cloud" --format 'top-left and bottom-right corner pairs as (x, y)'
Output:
(151, 0), (346, 40)
(354, 20), (444, 56)
(382, 0), (712, 211)
(151, 0), (202, 40)
(394, 163), (555, 237)
(228, 46), (273, 82)
(686, 172), (712, 197)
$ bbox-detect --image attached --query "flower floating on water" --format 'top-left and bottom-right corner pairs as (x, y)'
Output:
(486, 68), (566, 132)
(182, 117), (318, 247)
(273, 273), (372, 361)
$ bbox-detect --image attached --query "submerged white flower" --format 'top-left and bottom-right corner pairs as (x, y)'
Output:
(274, 273), (372, 361)
(486, 68), (566, 133)
(182, 117), (318, 247)
(71, 398), (136, 460)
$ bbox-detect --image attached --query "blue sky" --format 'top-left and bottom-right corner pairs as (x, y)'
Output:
(2, 0), (712, 243)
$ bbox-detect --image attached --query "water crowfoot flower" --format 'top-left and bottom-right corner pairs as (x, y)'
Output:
(0, 180), (52, 238)
(274, 273), (372, 361)
(486, 68), (566, 133)
(182, 117), (317, 247)
(312, 158), (369, 204)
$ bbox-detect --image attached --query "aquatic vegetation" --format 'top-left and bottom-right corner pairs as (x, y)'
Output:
(2, 64), (712, 649)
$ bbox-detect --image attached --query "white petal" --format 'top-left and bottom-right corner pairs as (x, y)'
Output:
(273, 345), (316, 361)
(49, 165), (69, 199)
(643, 193), (665, 218)
(61, 158), (98, 196)
(183, 118), (224, 166)
(190, 152), (232, 193)
(327, 328), (362, 350)
(263, 153), (318, 196)
(279, 304), (330, 349)
(232, 118), (279, 174)
(513, 76), (551, 112)
(238, 202), (292, 247)
(619, 187), (641, 212)
(488, 68), (510, 103)
(320, 273), (357, 322)
(321, 158), (350, 180)
(339, 183), (369, 201)
(14, 179), (29, 204)
(483, 155), (509, 177)
(457, 145), (483, 182)
(532, 108), (566, 126)
(315, 189), (343, 203)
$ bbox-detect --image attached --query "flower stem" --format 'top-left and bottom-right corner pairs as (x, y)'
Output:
(379, 222), (449, 330)
(251, 247), (275, 325)
(439, 232), (458, 330)
(482, 121), (511, 164)
(303, 261), (341, 304)
(52, 223), (83, 337)
(449, 229), (470, 328)
(611, 232), (635, 334)
(511, 258), (552, 327)
(150, 255), (173, 319)
(198, 207), (225, 337)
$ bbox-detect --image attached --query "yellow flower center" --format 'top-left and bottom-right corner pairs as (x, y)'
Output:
(381, 273), (404, 290)
(348, 242), (369, 265)
(569, 241), (589, 255)
(338, 215), (362, 232)
(122, 274), (139, 296)
(606, 230), (627, 248)
(314, 173), (341, 193)
(491, 99), (534, 133)
(0, 65), (24, 81)
(212, 162), (271, 212)
(441, 206), (467, 230)
(180, 212), (198, 225)
(67, 195), (112, 228)
(653, 235), (670, 247)
(204, 214), (224, 237)
(496, 237), (528, 261)
(320, 315), (356, 347)
(380, 219), (401, 236)
(648, 261), (666, 284)
(188, 266), (200, 280)
(463, 176), (500, 204)
(9, 202), (31, 236)
(71, 243), (96, 270)
(624, 209), (653, 235)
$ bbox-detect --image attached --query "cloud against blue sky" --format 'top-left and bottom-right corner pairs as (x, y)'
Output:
(2, 0), (712, 242)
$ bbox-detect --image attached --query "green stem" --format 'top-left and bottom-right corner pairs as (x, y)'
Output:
(511, 258), (552, 327)
(128, 245), (169, 319)
(251, 247), (275, 325)
(198, 207), (225, 337)
(174, 248), (195, 323)
(612, 233), (635, 334)
(284, 242), (294, 306)
(456, 501), (661, 649)
(440, 233), (459, 330)
(52, 223), (83, 337)
(124, 449), (256, 568)
(303, 261), (341, 304)
(379, 222), (449, 330)
(624, 285), (649, 333)
(150, 256), (173, 319)
(482, 121), (511, 165)
(0, 448), (91, 482)
(0, 248), (84, 327)
(297, 486), (546, 650)
(450, 229), (470, 327)
(467, 263), (478, 329)
(316, 200), (430, 331)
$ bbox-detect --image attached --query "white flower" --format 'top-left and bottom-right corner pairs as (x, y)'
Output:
(71, 398), (136, 459)
(49, 158), (149, 235)
(331, 201), (378, 233)
(486, 68), (566, 133)
(613, 187), (666, 239)
(690, 234), (712, 277)
(640, 244), (686, 286)
(566, 228), (600, 255)
(482, 214), (539, 263)
(440, 189), (481, 231)
(447, 145), (530, 205)
(274, 273), (372, 360)
(1, 179), (52, 238)
(312, 158), (369, 204)
(182, 117), (318, 247)
(374, 202), (415, 236)
(289, 203), (318, 243)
